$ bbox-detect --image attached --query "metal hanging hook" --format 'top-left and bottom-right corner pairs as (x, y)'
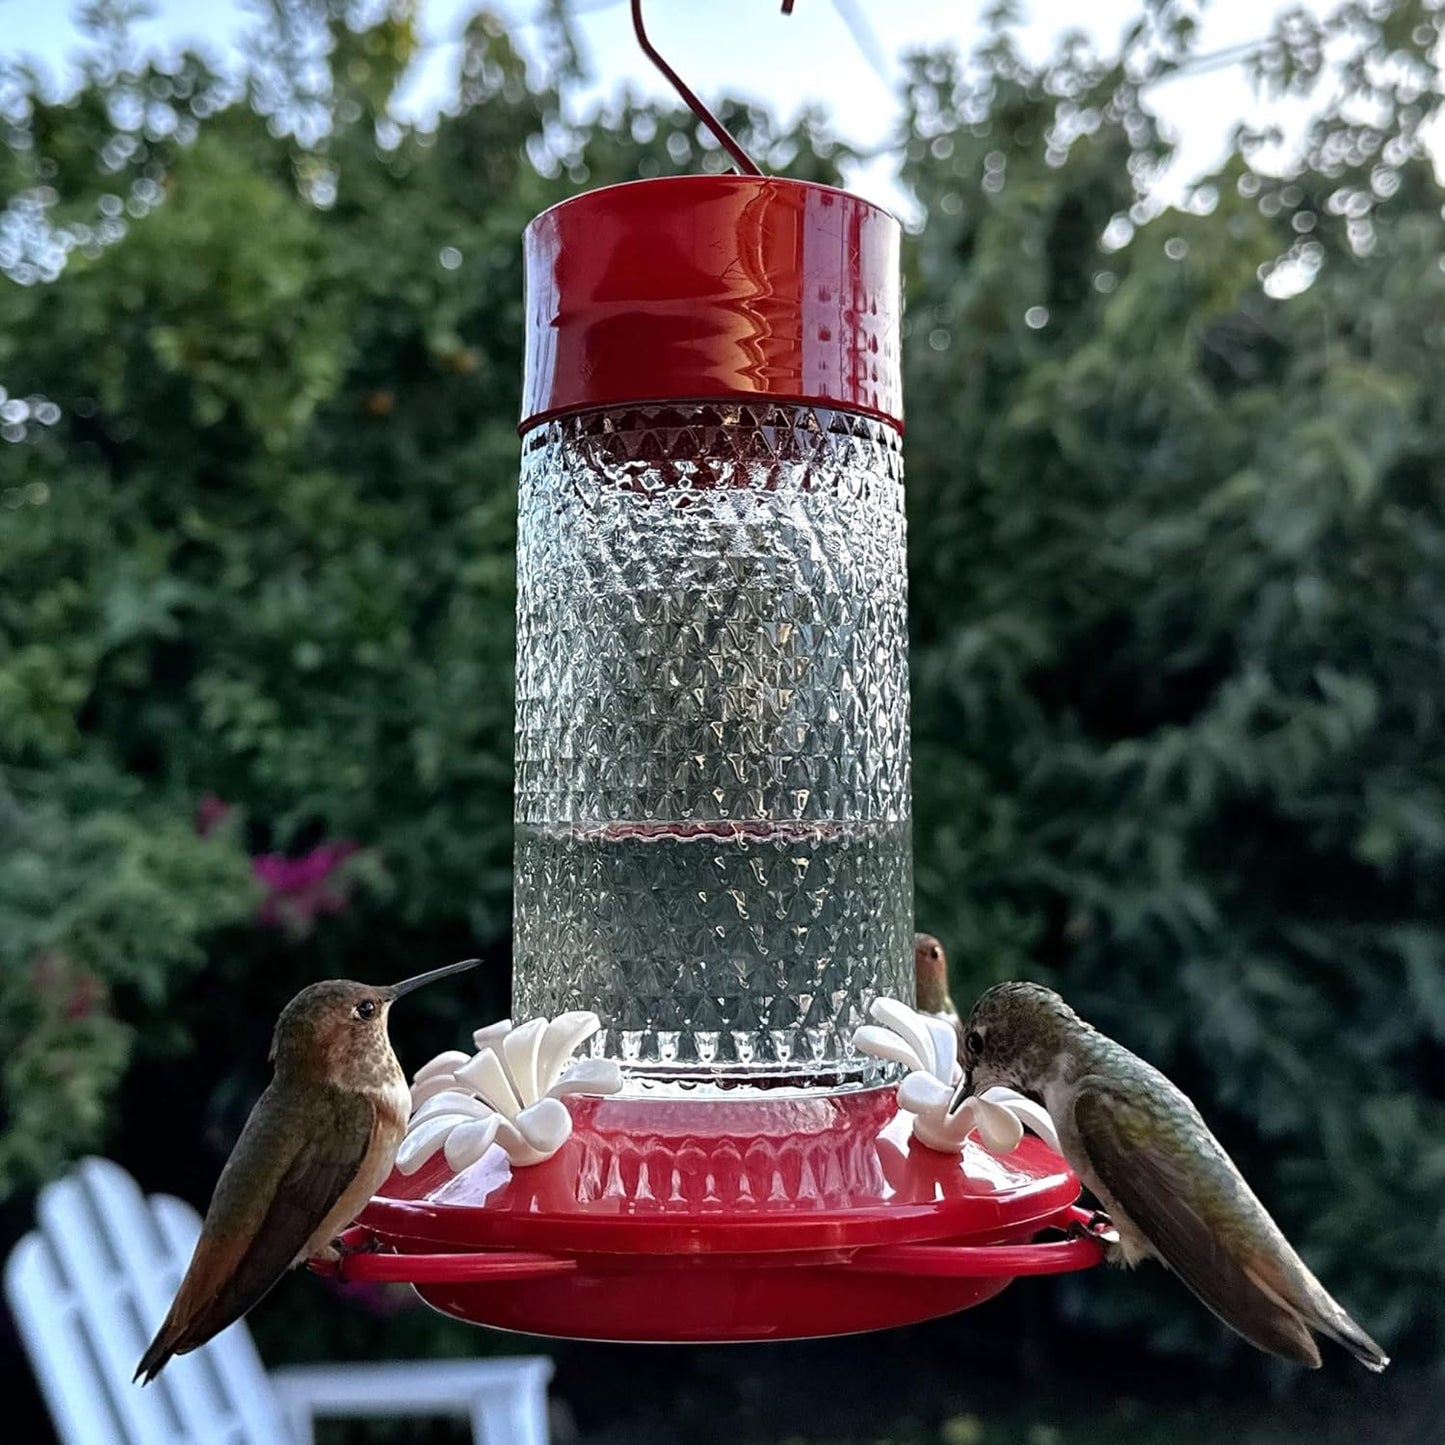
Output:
(631, 1), (797, 177)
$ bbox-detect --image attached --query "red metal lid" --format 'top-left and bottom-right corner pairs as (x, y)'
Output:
(520, 175), (903, 433)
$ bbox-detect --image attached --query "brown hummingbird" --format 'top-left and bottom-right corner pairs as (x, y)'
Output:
(949, 981), (1389, 1372)
(134, 957), (481, 1383)
(913, 932), (961, 1043)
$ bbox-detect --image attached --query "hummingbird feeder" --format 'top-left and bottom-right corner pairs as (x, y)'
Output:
(319, 0), (1107, 1341)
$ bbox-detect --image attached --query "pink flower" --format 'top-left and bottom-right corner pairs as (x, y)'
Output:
(195, 794), (234, 838)
(64, 972), (106, 1020)
(28, 952), (109, 1020)
(252, 841), (361, 929)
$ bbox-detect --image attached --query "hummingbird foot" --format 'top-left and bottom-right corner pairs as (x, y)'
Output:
(306, 1231), (383, 1275)
(1066, 1209), (1121, 1248)
(332, 1231), (384, 1258)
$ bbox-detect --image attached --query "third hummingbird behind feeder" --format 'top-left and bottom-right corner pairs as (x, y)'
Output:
(913, 932), (961, 1045)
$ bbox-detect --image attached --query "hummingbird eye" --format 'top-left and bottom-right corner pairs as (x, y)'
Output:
(354, 999), (379, 1021)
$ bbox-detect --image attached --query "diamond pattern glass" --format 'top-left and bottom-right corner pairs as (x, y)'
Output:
(513, 402), (912, 1093)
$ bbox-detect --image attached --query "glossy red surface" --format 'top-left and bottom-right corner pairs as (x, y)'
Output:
(412, 1259), (1019, 1343)
(323, 1091), (1104, 1342)
(362, 1090), (1078, 1254)
(520, 175), (903, 433)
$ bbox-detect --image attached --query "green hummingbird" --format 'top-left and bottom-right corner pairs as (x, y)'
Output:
(948, 981), (1388, 1372)
(134, 956), (482, 1383)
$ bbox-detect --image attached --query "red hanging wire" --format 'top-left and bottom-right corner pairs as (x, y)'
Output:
(631, 1), (798, 177)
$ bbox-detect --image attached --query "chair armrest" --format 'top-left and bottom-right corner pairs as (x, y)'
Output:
(270, 1358), (553, 1444)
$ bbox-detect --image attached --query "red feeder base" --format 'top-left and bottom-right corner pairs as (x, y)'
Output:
(319, 1088), (1104, 1343)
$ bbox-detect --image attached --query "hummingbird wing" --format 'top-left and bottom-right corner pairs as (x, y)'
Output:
(135, 1083), (377, 1382)
(1072, 1075), (1346, 1370)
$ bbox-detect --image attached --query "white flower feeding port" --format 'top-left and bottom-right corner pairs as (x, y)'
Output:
(314, 0), (1109, 1343)
(395, 997), (1064, 1175)
(852, 998), (1064, 1158)
(398, 1014), (623, 1173)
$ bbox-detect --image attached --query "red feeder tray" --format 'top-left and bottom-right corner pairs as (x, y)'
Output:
(318, 1090), (1104, 1342)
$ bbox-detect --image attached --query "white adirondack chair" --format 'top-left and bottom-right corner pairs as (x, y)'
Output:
(4, 1157), (554, 1445)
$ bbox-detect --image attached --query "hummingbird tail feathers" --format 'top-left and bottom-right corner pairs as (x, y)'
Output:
(133, 1349), (163, 1385)
(134, 1290), (253, 1383)
(1193, 1258), (1321, 1369)
(133, 1230), (254, 1384)
(133, 1307), (191, 1384)
(1242, 1256), (1390, 1373)
(1312, 1299), (1390, 1373)
(133, 1335), (178, 1385)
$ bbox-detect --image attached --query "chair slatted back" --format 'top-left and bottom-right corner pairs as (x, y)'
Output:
(5, 1158), (291, 1445)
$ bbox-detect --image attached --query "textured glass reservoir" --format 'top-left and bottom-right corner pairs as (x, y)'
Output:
(512, 176), (912, 1094)
(513, 401), (911, 1090)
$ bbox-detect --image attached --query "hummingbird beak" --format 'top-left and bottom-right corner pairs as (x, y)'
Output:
(386, 956), (483, 1000)
(945, 1071), (973, 1118)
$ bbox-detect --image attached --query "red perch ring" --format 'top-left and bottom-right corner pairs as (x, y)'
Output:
(317, 1090), (1104, 1343)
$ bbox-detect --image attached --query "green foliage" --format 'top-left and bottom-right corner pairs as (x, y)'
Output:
(1, 0), (1442, 1422)
(903, 1), (1445, 1361)
(0, 0), (850, 1225)
(0, 761), (255, 1194)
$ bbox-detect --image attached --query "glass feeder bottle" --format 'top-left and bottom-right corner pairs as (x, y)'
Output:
(512, 175), (912, 1094)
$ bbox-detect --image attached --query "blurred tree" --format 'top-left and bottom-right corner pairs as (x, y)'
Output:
(904, 0), (1445, 1364)
(0, 3), (855, 1422)
(1, 0), (1442, 1435)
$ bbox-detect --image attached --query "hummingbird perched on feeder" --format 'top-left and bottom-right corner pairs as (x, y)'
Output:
(134, 957), (482, 1384)
(948, 981), (1389, 1373)
(913, 932), (962, 1044)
